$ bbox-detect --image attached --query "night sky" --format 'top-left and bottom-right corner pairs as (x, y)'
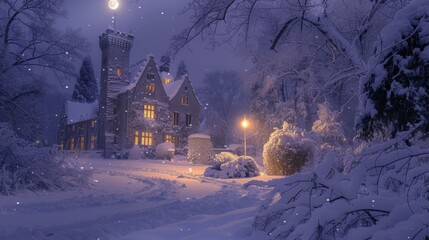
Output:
(61, 0), (245, 92)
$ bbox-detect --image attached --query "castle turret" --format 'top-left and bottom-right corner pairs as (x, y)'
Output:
(97, 28), (134, 157)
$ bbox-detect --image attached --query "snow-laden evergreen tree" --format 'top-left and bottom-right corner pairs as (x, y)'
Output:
(356, 1), (429, 141)
(175, 60), (188, 80)
(72, 56), (98, 103)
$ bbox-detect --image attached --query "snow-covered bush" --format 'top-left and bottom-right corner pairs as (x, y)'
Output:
(155, 142), (175, 160)
(263, 122), (315, 175)
(141, 146), (156, 159)
(208, 151), (238, 167)
(247, 133), (429, 239)
(175, 145), (188, 156)
(0, 123), (90, 195)
(204, 156), (260, 178)
(312, 103), (346, 147)
(310, 103), (348, 171)
(128, 146), (143, 160)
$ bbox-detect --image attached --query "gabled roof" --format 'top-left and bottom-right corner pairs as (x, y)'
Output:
(118, 56), (200, 106)
(119, 55), (153, 94)
(66, 100), (98, 125)
(163, 74), (202, 106)
(163, 79), (184, 100)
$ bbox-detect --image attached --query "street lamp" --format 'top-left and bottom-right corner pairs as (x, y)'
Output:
(241, 116), (249, 157)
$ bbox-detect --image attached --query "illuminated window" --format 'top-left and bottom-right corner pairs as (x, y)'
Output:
(145, 84), (155, 93)
(117, 68), (121, 76)
(70, 138), (75, 150)
(173, 112), (179, 125)
(165, 134), (172, 143)
(141, 132), (153, 146)
(163, 78), (171, 84)
(147, 73), (155, 80)
(134, 131), (139, 146)
(60, 140), (64, 150)
(144, 104), (155, 119)
(90, 136), (95, 150)
(91, 120), (95, 128)
(181, 96), (189, 105)
(186, 114), (192, 127)
(80, 137), (85, 150)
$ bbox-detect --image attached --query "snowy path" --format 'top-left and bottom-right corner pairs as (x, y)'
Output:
(0, 157), (275, 240)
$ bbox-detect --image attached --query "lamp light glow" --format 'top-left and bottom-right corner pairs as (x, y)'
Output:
(241, 119), (248, 128)
(241, 117), (249, 157)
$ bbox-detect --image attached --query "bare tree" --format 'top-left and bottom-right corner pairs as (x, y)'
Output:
(0, 0), (86, 137)
(172, 0), (408, 141)
(198, 70), (246, 146)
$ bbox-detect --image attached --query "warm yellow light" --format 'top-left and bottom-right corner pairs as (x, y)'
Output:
(109, 0), (119, 10)
(241, 118), (249, 128)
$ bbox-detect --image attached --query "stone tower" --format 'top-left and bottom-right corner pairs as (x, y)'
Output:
(98, 28), (134, 157)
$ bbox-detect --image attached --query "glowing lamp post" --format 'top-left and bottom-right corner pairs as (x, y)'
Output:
(241, 117), (249, 157)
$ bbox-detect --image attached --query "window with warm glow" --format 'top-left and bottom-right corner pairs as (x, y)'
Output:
(90, 136), (95, 150)
(91, 120), (95, 128)
(181, 96), (189, 105)
(163, 78), (171, 84)
(80, 137), (85, 150)
(144, 104), (155, 119)
(70, 138), (75, 149)
(145, 84), (155, 93)
(165, 134), (172, 143)
(117, 68), (121, 76)
(134, 131), (139, 146)
(186, 114), (192, 127)
(141, 132), (153, 146)
(173, 112), (179, 125)
(60, 140), (64, 150)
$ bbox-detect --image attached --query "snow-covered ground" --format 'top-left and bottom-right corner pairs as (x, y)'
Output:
(0, 156), (278, 240)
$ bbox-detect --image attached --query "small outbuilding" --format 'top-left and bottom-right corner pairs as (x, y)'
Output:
(188, 134), (212, 164)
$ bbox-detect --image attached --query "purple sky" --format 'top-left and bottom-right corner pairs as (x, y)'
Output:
(61, 0), (245, 90)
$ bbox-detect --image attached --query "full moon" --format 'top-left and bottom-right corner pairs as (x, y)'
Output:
(108, 0), (119, 10)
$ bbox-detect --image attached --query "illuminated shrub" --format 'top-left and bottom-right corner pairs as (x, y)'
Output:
(263, 122), (315, 175)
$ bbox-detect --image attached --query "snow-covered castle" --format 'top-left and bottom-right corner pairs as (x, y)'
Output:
(58, 29), (201, 157)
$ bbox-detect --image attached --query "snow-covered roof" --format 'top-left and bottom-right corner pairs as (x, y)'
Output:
(188, 133), (211, 139)
(160, 71), (173, 81)
(119, 55), (158, 94)
(163, 79), (184, 100)
(66, 100), (98, 125)
(106, 26), (135, 37)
